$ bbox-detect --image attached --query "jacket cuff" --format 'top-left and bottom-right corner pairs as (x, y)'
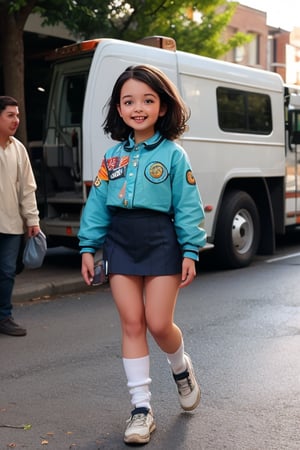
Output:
(79, 247), (96, 255)
(182, 248), (199, 261)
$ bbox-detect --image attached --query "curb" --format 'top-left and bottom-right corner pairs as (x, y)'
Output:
(12, 276), (88, 304)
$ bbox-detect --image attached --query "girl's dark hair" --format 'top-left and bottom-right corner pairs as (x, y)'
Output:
(103, 64), (190, 141)
(0, 96), (18, 114)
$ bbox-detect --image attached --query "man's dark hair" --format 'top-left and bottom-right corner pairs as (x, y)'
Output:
(0, 96), (18, 114)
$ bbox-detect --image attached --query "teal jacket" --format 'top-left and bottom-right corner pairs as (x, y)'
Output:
(78, 132), (206, 260)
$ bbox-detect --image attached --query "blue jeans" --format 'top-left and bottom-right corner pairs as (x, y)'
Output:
(0, 233), (23, 321)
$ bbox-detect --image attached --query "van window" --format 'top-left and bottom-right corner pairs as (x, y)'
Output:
(217, 87), (272, 134)
(59, 74), (86, 126)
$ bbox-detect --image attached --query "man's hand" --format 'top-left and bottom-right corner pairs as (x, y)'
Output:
(27, 225), (40, 237)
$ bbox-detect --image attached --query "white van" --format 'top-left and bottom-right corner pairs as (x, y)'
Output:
(39, 36), (300, 268)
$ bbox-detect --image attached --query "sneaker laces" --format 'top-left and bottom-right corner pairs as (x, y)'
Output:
(126, 407), (150, 428)
(174, 370), (193, 396)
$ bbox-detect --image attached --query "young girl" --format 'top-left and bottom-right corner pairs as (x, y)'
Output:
(78, 64), (206, 445)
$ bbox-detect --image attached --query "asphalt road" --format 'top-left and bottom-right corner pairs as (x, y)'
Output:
(2, 234), (300, 450)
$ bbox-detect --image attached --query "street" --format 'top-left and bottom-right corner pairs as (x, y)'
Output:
(1, 234), (300, 450)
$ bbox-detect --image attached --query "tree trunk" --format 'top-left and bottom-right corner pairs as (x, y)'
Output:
(3, 20), (27, 145)
(0, 2), (36, 148)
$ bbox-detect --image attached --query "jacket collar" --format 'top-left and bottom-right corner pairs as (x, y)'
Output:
(124, 131), (164, 152)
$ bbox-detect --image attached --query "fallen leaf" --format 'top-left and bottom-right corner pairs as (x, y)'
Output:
(0, 423), (31, 430)
(41, 439), (48, 445)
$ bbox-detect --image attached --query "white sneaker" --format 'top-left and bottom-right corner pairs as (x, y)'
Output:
(173, 353), (201, 411)
(124, 407), (156, 444)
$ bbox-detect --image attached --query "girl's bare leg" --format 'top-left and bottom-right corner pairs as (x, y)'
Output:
(144, 274), (201, 412)
(109, 274), (152, 414)
(109, 274), (148, 358)
(144, 274), (182, 353)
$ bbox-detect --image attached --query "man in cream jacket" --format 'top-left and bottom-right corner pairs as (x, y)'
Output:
(0, 96), (40, 336)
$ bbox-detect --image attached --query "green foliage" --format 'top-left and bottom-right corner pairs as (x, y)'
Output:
(34, 0), (111, 38)
(33, 0), (251, 58)
(115, 0), (252, 58)
(2, 0), (251, 58)
(6, 1), (29, 13)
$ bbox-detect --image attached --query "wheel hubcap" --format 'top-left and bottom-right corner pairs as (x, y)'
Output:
(232, 209), (254, 254)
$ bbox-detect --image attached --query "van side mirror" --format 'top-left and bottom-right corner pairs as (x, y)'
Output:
(288, 109), (300, 149)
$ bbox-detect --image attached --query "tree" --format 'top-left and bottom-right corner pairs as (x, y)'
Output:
(97, 0), (251, 59)
(0, 0), (37, 145)
(50, 1), (251, 59)
(0, 0), (250, 145)
(0, 0), (108, 145)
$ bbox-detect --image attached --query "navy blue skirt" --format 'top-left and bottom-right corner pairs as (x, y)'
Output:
(103, 209), (182, 276)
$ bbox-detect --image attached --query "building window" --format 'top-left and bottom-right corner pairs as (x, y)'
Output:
(248, 33), (260, 66)
(234, 45), (245, 63)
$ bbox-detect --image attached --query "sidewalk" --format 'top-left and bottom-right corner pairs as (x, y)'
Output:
(12, 247), (87, 304)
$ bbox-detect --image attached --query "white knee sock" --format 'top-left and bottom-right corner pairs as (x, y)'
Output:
(123, 355), (152, 410)
(166, 340), (187, 374)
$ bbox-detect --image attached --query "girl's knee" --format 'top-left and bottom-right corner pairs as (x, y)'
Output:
(122, 318), (146, 339)
(147, 320), (172, 341)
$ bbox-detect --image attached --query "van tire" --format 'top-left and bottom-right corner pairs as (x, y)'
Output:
(214, 190), (260, 269)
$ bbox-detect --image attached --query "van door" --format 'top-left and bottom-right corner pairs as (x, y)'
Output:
(286, 94), (300, 226)
(41, 57), (91, 245)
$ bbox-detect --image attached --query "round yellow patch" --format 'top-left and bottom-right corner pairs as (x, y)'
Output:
(186, 170), (196, 185)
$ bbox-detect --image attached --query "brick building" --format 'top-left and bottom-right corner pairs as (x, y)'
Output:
(223, 4), (268, 69)
(224, 4), (300, 85)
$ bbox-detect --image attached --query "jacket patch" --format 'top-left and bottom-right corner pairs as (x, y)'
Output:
(186, 170), (196, 185)
(144, 161), (168, 184)
(106, 156), (129, 180)
(98, 160), (109, 181)
(94, 176), (101, 187)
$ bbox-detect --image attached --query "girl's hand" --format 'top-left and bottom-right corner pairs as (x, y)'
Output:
(81, 252), (95, 285)
(180, 257), (196, 288)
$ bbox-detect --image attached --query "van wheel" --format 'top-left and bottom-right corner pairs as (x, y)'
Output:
(214, 190), (260, 269)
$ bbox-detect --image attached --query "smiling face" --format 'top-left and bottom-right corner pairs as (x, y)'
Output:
(117, 78), (167, 143)
(0, 105), (20, 144)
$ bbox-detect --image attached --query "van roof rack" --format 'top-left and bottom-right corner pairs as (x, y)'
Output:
(46, 35), (176, 62)
(137, 36), (176, 51)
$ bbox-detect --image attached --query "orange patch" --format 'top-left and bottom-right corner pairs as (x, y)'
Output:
(98, 160), (109, 181)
